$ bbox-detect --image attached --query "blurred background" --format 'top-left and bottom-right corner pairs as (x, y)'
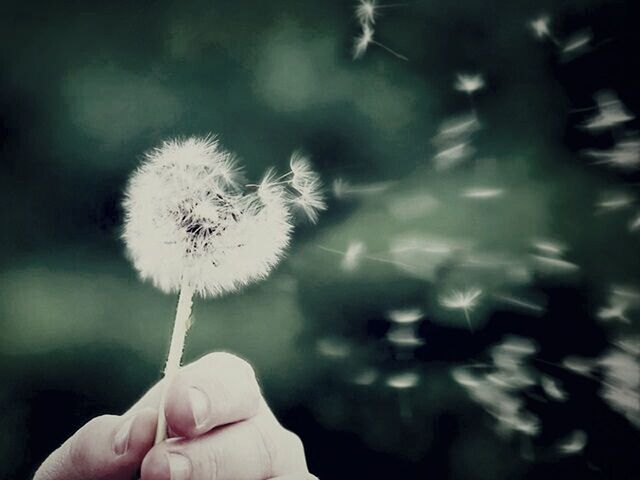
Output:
(1, 0), (640, 478)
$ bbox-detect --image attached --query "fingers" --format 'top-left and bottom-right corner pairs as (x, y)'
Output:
(140, 406), (308, 480)
(163, 352), (262, 438)
(34, 407), (157, 480)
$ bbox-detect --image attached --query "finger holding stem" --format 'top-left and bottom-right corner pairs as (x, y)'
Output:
(155, 280), (194, 444)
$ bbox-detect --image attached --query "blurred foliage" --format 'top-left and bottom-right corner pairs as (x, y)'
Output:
(1, 0), (640, 479)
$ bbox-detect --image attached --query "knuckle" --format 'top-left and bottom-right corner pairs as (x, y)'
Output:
(253, 420), (280, 475)
(69, 415), (116, 477)
(282, 430), (305, 458)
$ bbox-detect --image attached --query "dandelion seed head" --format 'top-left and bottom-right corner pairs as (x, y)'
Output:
(123, 136), (294, 297)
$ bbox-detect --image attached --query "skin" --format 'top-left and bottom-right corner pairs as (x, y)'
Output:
(34, 352), (316, 480)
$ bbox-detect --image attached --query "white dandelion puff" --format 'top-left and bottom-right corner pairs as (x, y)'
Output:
(123, 135), (323, 443)
(440, 287), (482, 330)
(454, 73), (485, 95)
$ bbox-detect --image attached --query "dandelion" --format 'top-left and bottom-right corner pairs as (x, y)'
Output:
(352, 22), (407, 61)
(123, 135), (324, 443)
(332, 178), (394, 199)
(440, 287), (482, 330)
(454, 73), (485, 95)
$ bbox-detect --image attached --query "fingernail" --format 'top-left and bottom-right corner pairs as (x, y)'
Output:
(188, 386), (209, 430)
(113, 416), (135, 455)
(167, 452), (191, 480)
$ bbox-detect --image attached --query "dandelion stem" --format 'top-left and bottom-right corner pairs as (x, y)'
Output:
(463, 308), (473, 332)
(371, 41), (408, 61)
(154, 280), (195, 444)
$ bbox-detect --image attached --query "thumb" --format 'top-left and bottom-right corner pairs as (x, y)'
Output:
(34, 407), (157, 480)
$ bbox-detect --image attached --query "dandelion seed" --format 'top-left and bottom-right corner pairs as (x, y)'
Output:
(352, 368), (379, 386)
(352, 22), (408, 61)
(560, 30), (593, 60)
(386, 325), (425, 347)
(387, 308), (424, 324)
(582, 91), (634, 131)
(541, 376), (568, 402)
(461, 187), (505, 199)
(332, 178), (394, 199)
(123, 135), (323, 443)
(557, 430), (587, 455)
(596, 191), (634, 213)
(454, 73), (485, 95)
(532, 255), (580, 274)
(530, 15), (552, 39)
(316, 337), (351, 359)
(440, 288), (482, 330)
(493, 293), (546, 314)
(630, 212), (640, 232)
(386, 371), (420, 389)
(562, 356), (594, 375)
(341, 241), (367, 271)
(531, 238), (566, 256)
(355, 0), (377, 25)
(433, 142), (474, 170)
(597, 301), (631, 324)
(434, 113), (481, 142)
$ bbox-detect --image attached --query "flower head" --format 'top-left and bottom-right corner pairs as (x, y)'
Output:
(288, 152), (326, 223)
(123, 136), (323, 297)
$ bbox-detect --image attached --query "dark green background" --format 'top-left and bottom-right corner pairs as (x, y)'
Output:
(1, 1), (639, 478)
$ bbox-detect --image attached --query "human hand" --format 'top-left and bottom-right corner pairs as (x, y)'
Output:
(34, 352), (315, 480)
